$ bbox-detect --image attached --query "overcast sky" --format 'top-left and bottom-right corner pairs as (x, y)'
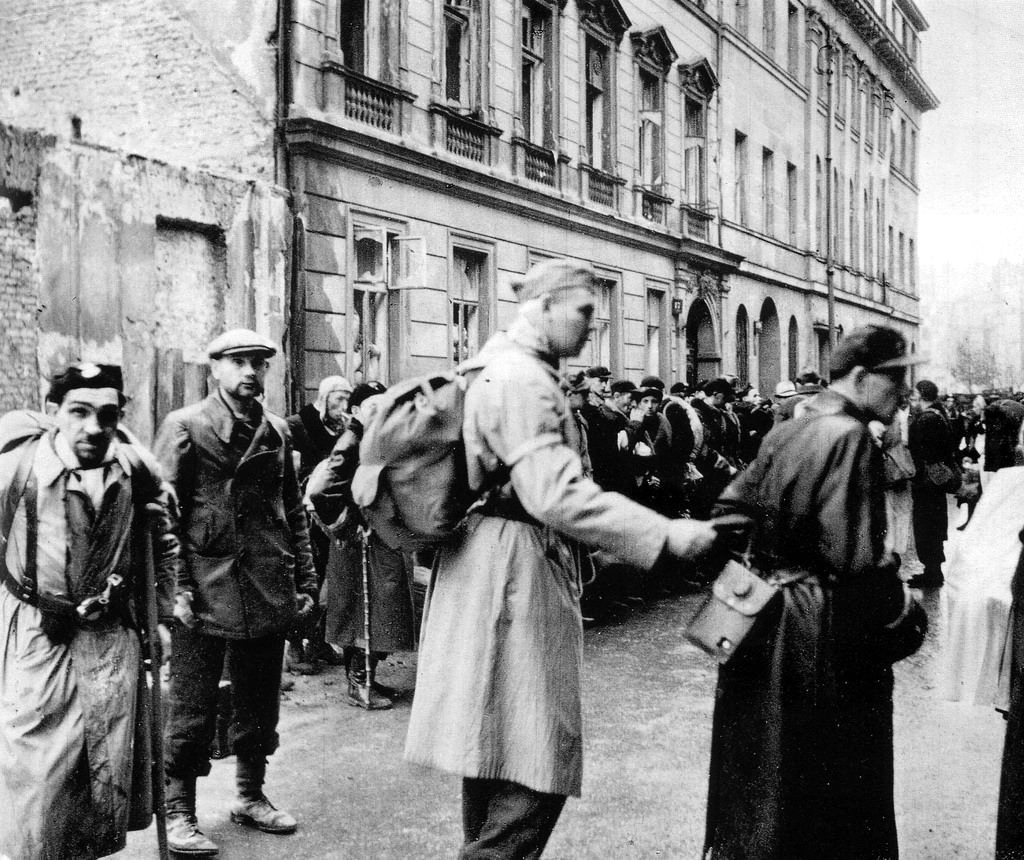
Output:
(918, 0), (1024, 270)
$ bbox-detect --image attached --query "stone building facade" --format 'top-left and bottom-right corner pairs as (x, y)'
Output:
(282, 0), (936, 397)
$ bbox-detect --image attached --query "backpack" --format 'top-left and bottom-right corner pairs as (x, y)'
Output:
(350, 369), (482, 553)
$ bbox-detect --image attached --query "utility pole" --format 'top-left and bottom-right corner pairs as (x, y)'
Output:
(823, 29), (837, 354)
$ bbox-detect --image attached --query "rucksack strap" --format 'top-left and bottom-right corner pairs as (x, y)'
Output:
(0, 440), (58, 610)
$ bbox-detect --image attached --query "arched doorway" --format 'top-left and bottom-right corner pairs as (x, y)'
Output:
(686, 300), (719, 386)
(787, 316), (799, 379)
(736, 305), (749, 386)
(758, 298), (781, 394)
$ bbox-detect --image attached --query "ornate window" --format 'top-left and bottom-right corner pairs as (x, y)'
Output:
(762, 147), (775, 236)
(578, 0), (630, 173)
(520, 0), (560, 147)
(735, 131), (749, 226)
(679, 58), (718, 209)
(632, 27), (677, 191)
(763, 0), (776, 58)
(339, 0), (402, 83)
(442, 0), (489, 111)
(786, 162), (797, 244)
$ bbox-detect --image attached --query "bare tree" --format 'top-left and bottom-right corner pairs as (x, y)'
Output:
(952, 337), (999, 392)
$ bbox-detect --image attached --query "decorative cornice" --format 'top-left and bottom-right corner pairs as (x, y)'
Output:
(678, 57), (719, 97)
(817, 0), (939, 112)
(577, 0), (631, 42)
(630, 26), (678, 72)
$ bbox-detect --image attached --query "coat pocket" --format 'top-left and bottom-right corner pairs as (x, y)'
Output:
(187, 553), (239, 626)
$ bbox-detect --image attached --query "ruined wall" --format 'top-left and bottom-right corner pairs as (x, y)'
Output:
(0, 124), (52, 411)
(33, 141), (290, 442)
(0, 206), (39, 412)
(0, 0), (277, 178)
(0, 119), (290, 439)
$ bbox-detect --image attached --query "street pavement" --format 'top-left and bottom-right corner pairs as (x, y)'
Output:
(118, 514), (1005, 859)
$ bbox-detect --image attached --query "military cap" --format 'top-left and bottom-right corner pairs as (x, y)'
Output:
(47, 362), (125, 405)
(511, 259), (596, 302)
(207, 328), (278, 360)
(829, 325), (924, 380)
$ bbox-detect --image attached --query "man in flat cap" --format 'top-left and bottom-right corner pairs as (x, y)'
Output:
(0, 362), (179, 859)
(155, 329), (317, 855)
(704, 325), (926, 860)
(405, 258), (748, 858)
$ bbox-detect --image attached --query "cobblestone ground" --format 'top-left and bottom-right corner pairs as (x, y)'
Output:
(118, 502), (1004, 859)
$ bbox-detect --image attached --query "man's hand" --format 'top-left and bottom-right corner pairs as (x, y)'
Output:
(173, 592), (196, 629)
(295, 593), (315, 619)
(665, 514), (754, 563)
(157, 622), (172, 664)
(666, 519), (719, 562)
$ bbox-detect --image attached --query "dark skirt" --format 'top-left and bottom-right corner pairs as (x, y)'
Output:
(704, 576), (898, 860)
(324, 535), (416, 653)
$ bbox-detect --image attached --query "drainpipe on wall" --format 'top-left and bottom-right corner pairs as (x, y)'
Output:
(275, 0), (305, 412)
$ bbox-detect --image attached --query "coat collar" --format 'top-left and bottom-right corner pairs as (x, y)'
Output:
(473, 317), (561, 382)
(35, 429), (131, 489)
(801, 388), (871, 425)
(201, 391), (273, 446)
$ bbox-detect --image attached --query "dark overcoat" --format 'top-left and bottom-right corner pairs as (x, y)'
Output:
(155, 393), (318, 639)
(705, 390), (908, 860)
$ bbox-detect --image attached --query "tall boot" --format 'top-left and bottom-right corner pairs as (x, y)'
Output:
(346, 649), (392, 710)
(165, 775), (219, 856)
(229, 756), (297, 834)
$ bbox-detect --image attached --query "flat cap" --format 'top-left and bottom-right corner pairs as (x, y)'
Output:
(585, 365), (612, 379)
(610, 380), (637, 395)
(207, 328), (277, 360)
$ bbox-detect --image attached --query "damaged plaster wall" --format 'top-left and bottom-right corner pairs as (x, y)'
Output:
(0, 120), (289, 441)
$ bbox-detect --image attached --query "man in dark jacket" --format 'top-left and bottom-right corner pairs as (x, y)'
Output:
(705, 325), (925, 860)
(690, 378), (738, 518)
(908, 379), (954, 588)
(155, 329), (318, 856)
(580, 376), (634, 497)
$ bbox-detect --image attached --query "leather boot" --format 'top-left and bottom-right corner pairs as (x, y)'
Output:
(165, 776), (219, 856)
(346, 652), (393, 710)
(229, 757), (297, 834)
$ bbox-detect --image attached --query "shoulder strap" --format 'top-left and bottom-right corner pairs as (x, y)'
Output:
(1, 440), (40, 542)
(0, 440), (40, 603)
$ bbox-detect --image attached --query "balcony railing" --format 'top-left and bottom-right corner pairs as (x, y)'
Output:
(513, 138), (557, 187)
(639, 187), (673, 226)
(579, 164), (623, 209)
(430, 104), (501, 166)
(681, 202), (715, 242)
(320, 60), (414, 134)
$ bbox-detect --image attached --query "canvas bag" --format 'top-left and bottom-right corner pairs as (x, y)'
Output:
(685, 559), (782, 663)
(351, 368), (482, 553)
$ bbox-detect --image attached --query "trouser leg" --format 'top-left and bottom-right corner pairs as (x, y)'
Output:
(458, 778), (566, 860)
(226, 634), (285, 761)
(164, 625), (227, 785)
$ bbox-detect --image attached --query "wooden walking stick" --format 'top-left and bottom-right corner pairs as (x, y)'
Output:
(142, 507), (170, 860)
(358, 524), (373, 707)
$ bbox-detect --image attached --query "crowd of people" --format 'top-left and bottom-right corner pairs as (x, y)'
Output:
(1, 256), (1023, 859)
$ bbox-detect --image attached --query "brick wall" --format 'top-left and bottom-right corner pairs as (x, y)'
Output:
(0, 0), (276, 177)
(0, 205), (40, 412)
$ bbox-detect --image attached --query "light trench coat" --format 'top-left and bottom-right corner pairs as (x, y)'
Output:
(0, 431), (175, 859)
(404, 318), (672, 797)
